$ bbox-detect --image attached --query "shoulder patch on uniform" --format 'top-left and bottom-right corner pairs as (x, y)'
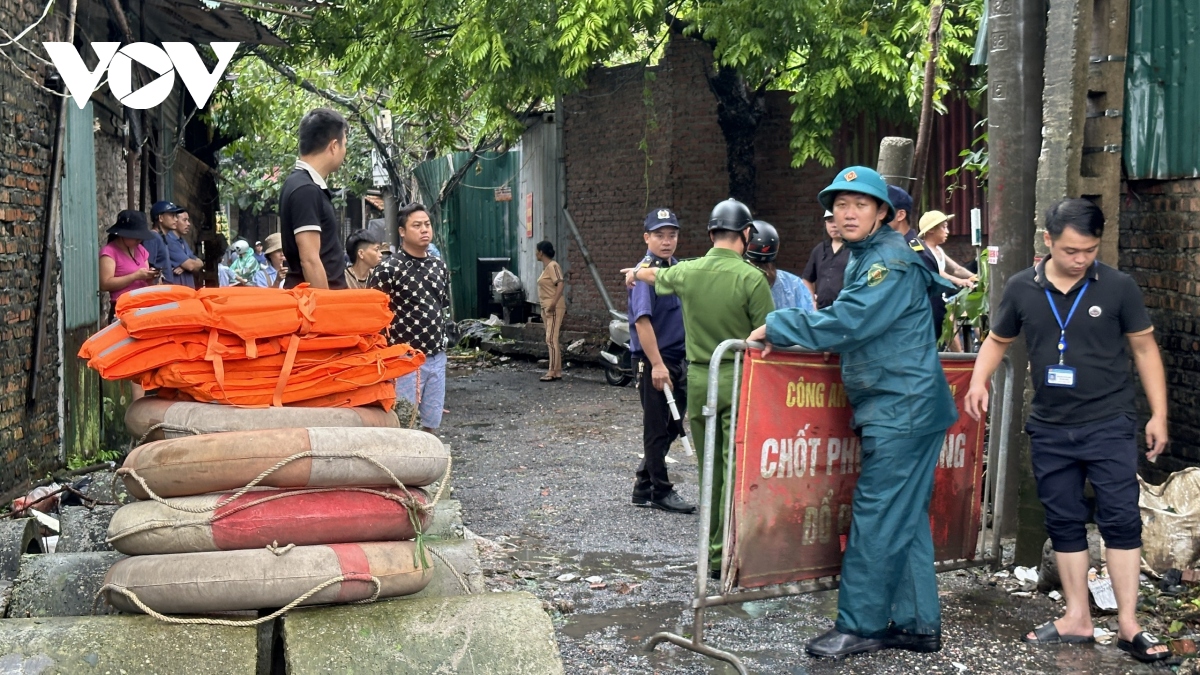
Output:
(867, 263), (888, 286)
(908, 239), (925, 252)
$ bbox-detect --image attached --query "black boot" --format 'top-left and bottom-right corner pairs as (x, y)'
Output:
(884, 627), (942, 653)
(806, 628), (885, 658)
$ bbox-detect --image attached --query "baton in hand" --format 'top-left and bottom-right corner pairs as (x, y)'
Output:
(662, 383), (694, 457)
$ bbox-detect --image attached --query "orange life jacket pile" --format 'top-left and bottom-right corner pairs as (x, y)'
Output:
(79, 285), (422, 409)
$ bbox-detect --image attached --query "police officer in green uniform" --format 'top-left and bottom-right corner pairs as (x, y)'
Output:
(749, 167), (958, 658)
(625, 199), (774, 571)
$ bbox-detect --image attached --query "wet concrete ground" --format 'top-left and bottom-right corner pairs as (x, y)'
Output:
(441, 360), (1166, 674)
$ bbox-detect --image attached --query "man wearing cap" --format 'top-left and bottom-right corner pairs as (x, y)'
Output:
(801, 210), (849, 309)
(166, 206), (204, 288)
(749, 167), (958, 658)
(145, 201), (183, 284)
(624, 199), (774, 571)
(627, 208), (695, 514)
(889, 184), (947, 339)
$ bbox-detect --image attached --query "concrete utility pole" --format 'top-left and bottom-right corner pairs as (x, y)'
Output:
(1015, 0), (1130, 564)
(1034, 0), (1128, 264)
(877, 137), (915, 191)
(986, 0), (1045, 560)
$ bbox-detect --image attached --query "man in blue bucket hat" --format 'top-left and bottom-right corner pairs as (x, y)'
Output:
(749, 166), (958, 658)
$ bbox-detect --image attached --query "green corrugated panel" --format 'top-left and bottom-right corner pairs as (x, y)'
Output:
(413, 151), (519, 319)
(62, 102), (99, 329)
(1125, 0), (1200, 179)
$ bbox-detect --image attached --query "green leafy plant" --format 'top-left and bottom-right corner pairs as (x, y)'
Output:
(945, 117), (989, 193)
(940, 248), (988, 349)
(66, 448), (123, 471)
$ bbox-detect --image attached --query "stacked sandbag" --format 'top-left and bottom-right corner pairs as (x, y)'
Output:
(78, 284), (421, 409)
(101, 427), (451, 619)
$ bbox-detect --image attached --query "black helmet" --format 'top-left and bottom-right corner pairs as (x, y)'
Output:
(707, 198), (754, 232)
(744, 220), (779, 263)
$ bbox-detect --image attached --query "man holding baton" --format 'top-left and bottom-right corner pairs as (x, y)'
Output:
(627, 208), (695, 514)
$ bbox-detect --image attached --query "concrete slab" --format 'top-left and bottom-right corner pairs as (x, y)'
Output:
(57, 506), (119, 553)
(0, 519), (39, 582)
(412, 539), (484, 599)
(283, 592), (563, 674)
(427, 498), (464, 539)
(0, 615), (257, 674)
(8, 552), (125, 618)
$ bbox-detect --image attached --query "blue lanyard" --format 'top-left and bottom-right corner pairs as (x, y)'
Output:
(1044, 280), (1090, 364)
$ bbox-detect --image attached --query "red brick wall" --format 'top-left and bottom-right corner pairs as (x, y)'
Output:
(1121, 179), (1200, 474)
(0, 0), (64, 488)
(562, 37), (836, 330)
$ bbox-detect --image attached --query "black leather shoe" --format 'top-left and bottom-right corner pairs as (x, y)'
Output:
(649, 490), (696, 513)
(884, 628), (942, 653)
(631, 491), (651, 507)
(806, 628), (885, 659)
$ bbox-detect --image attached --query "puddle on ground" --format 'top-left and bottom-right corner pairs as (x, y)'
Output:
(560, 600), (688, 642)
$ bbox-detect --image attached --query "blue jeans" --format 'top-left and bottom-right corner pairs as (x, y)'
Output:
(395, 351), (447, 429)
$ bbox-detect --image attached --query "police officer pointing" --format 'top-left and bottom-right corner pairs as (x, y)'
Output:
(749, 167), (958, 658)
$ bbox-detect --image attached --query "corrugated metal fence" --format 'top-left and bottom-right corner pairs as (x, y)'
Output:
(1125, 0), (1200, 179)
(414, 150), (520, 319)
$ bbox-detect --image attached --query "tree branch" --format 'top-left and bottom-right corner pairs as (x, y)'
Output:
(252, 48), (403, 188)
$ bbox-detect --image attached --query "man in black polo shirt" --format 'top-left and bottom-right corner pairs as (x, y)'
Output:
(279, 108), (349, 289)
(965, 199), (1169, 664)
(801, 210), (849, 309)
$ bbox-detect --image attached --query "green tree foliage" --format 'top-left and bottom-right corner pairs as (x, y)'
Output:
(208, 59), (375, 213)
(219, 0), (983, 202)
(692, 0), (984, 166)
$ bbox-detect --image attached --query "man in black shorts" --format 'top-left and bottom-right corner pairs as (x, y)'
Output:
(965, 198), (1169, 664)
(279, 108), (349, 289)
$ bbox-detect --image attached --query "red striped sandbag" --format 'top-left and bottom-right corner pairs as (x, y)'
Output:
(120, 427), (448, 499)
(125, 396), (401, 441)
(102, 541), (432, 615)
(107, 486), (432, 555)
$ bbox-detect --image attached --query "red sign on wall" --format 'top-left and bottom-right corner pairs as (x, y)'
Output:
(729, 350), (985, 589)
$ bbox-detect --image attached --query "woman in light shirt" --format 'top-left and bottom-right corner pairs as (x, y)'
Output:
(918, 211), (977, 288)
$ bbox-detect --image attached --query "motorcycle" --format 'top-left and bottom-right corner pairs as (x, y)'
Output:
(599, 309), (634, 387)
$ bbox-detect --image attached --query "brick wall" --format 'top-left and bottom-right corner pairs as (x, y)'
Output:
(0, 0), (64, 489)
(561, 36), (837, 330)
(1121, 179), (1200, 475)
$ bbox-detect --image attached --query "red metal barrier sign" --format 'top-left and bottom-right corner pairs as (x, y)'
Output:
(729, 350), (985, 589)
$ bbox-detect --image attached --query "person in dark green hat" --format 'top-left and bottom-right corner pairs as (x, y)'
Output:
(624, 199), (775, 572)
(748, 166), (958, 658)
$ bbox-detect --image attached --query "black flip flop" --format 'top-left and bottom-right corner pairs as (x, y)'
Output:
(1022, 622), (1095, 645)
(1117, 631), (1170, 663)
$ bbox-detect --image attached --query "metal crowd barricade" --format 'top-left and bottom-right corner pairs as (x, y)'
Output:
(645, 340), (1016, 674)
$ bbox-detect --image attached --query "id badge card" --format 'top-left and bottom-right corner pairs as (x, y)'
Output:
(1046, 365), (1077, 388)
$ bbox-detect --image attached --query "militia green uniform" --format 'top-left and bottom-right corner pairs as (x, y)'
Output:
(656, 247), (774, 566)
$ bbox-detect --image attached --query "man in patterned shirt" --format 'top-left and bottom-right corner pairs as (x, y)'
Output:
(369, 203), (451, 432)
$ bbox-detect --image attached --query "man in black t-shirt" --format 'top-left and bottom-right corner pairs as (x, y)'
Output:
(280, 108), (349, 289)
(965, 199), (1169, 664)
(801, 210), (849, 309)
